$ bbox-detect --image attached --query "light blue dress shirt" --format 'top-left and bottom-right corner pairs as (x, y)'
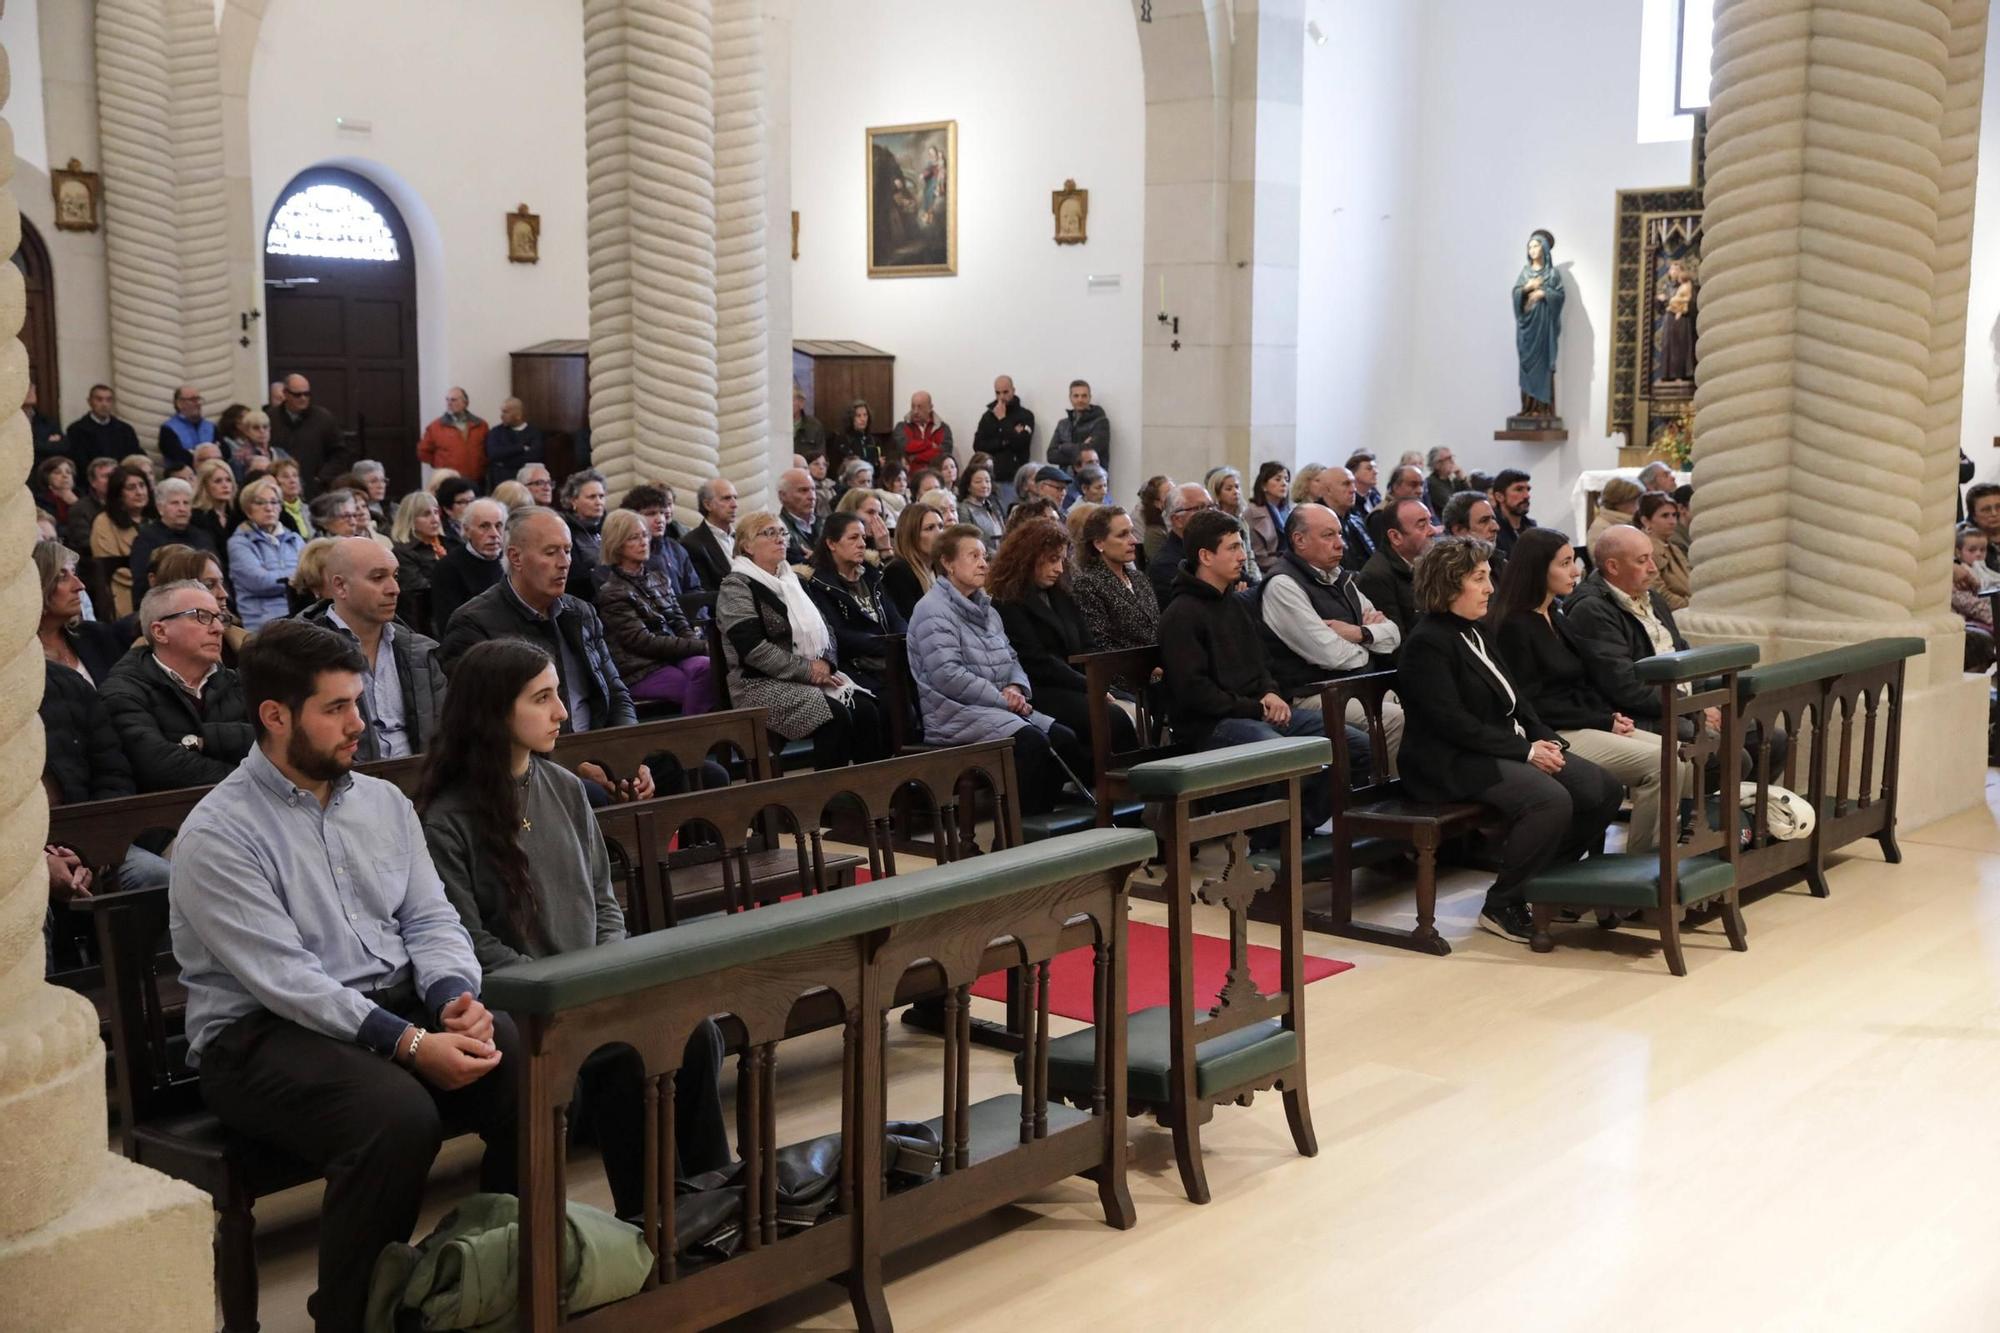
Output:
(169, 745), (479, 1063)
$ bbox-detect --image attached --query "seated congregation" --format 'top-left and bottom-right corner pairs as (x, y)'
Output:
(35, 389), (1923, 1332)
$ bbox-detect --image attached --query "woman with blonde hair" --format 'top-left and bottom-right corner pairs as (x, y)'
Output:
(226, 475), (304, 629)
(594, 508), (715, 711)
(832, 486), (894, 565)
(717, 509), (883, 767)
(491, 479), (534, 511)
(1586, 476), (1642, 549)
(291, 536), (338, 606)
(882, 500), (946, 620)
(190, 458), (237, 557)
(392, 490), (449, 595)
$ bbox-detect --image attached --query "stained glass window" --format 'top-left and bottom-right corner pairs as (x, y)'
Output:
(266, 183), (400, 261)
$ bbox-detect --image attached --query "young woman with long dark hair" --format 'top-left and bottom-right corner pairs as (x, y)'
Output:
(418, 639), (728, 1216)
(1486, 525), (1663, 852)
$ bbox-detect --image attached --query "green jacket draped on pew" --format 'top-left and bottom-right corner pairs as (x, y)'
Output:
(364, 1193), (653, 1333)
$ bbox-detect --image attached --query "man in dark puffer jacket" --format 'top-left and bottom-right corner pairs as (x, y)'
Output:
(99, 581), (255, 792)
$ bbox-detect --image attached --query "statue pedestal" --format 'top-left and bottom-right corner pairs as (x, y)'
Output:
(1495, 421), (1568, 442)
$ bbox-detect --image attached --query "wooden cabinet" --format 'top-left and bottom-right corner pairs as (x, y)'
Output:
(511, 339), (589, 481)
(793, 339), (894, 450)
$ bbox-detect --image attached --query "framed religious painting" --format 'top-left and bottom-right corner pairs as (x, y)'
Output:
(51, 159), (100, 233)
(506, 204), (541, 264)
(1052, 179), (1088, 245)
(866, 120), (956, 278)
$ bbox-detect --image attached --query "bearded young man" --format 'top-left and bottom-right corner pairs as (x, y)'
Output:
(169, 618), (517, 1333)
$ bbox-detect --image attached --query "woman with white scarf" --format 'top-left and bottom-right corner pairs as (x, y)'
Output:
(717, 509), (887, 769)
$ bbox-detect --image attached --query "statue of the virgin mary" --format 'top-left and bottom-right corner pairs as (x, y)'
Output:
(1511, 229), (1564, 420)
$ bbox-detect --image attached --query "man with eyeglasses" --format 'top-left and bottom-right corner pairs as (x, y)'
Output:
(1146, 481), (1216, 607)
(271, 373), (351, 491)
(158, 384), (215, 474)
(99, 580), (254, 791)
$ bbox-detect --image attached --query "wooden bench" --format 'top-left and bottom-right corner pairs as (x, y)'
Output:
(1073, 644), (1180, 829)
(1733, 636), (1924, 900)
(1050, 737), (1324, 1204)
(489, 828), (1152, 1331)
(1308, 671), (1488, 956)
(1524, 644), (1757, 975)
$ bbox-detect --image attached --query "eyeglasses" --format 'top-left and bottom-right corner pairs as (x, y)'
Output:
(157, 608), (223, 628)
(754, 526), (787, 541)
(284, 388), (310, 398)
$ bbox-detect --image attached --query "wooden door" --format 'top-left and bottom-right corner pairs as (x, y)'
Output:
(14, 219), (59, 418)
(264, 168), (420, 493)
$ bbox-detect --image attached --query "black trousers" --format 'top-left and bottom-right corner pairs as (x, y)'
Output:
(578, 1018), (733, 1220)
(1472, 754), (1624, 907)
(1033, 686), (1138, 763)
(1011, 721), (1088, 814)
(198, 993), (520, 1333)
(811, 690), (888, 770)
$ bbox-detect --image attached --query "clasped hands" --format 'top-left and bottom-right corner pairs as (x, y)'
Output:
(400, 993), (501, 1090)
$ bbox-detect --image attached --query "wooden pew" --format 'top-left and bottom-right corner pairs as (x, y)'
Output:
(1072, 644), (1180, 828)
(1309, 671), (1488, 956)
(489, 828), (1150, 1332)
(1050, 737), (1324, 1204)
(1734, 637), (1924, 900)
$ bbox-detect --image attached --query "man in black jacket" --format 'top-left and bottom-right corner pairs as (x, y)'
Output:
(99, 581), (255, 791)
(440, 508), (654, 801)
(271, 374), (352, 490)
(64, 383), (141, 472)
(1158, 511), (1336, 832)
(1563, 526), (1706, 736)
(42, 660), (172, 903)
(483, 397), (546, 492)
(1313, 464), (1373, 574)
(1489, 468), (1537, 558)
(430, 498), (508, 630)
(1357, 497), (1431, 637)
(683, 477), (739, 592)
(1047, 379), (1111, 469)
(1147, 481), (1213, 606)
(972, 375), (1036, 485)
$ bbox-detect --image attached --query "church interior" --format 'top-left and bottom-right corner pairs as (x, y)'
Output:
(6, 1), (2000, 1329)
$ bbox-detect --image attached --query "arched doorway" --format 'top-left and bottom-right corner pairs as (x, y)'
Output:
(264, 166), (420, 491)
(13, 219), (59, 420)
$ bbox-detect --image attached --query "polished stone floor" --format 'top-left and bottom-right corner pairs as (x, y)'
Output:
(245, 781), (2000, 1331)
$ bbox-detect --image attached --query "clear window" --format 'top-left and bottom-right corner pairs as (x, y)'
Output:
(1638, 0), (1712, 143)
(265, 183), (401, 261)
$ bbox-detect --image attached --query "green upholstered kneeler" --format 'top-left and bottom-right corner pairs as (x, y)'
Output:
(1520, 851), (1735, 908)
(1045, 1006), (1300, 1106)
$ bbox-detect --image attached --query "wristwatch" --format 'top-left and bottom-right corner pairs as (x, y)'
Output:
(179, 734), (203, 751)
(1358, 626), (1375, 647)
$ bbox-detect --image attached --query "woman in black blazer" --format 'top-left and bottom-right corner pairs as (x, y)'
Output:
(987, 518), (1137, 757)
(1397, 536), (1621, 944)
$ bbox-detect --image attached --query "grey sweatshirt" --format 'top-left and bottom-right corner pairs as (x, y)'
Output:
(421, 756), (625, 971)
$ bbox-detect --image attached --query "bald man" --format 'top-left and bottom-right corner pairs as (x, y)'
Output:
(271, 373), (351, 489)
(973, 374), (1037, 480)
(158, 384), (215, 473)
(300, 538), (446, 758)
(777, 467), (820, 564)
(1563, 526), (1702, 737)
(484, 396), (546, 492)
(897, 390), (954, 470)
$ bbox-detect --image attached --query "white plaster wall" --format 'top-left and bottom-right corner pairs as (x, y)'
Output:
(788, 0), (1143, 477)
(246, 0), (589, 421)
(1, 0), (47, 177)
(1294, 0), (1421, 464)
(1391, 0), (1690, 517)
(1958, 13), (2000, 484)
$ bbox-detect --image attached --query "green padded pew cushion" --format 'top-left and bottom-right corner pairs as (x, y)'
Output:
(1738, 636), (1926, 700)
(487, 827), (1156, 1015)
(1020, 800), (1145, 842)
(1633, 642), (1758, 685)
(1125, 737), (1332, 799)
(1521, 851), (1734, 909)
(1047, 1004), (1298, 1104)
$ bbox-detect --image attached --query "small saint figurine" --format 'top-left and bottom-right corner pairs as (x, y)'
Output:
(1512, 229), (1565, 421)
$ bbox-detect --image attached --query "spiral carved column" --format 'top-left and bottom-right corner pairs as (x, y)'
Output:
(1684, 0), (1990, 826)
(583, 0), (723, 513)
(93, 0), (234, 433)
(0, 21), (211, 1324)
(713, 0), (772, 513)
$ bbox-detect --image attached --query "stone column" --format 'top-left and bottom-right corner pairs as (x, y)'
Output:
(1684, 0), (1990, 826)
(714, 0), (772, 512)
(94, 0), (236, 432)
(0, 19), (212, 1326)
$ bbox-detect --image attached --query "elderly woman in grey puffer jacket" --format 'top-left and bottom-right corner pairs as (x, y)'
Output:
(905, 523), (1090, 814)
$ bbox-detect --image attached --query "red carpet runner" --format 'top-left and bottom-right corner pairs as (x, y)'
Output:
(967, 921), (1352, 1022)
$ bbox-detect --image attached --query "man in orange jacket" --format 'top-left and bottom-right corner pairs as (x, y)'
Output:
(417, 387), (488, 484)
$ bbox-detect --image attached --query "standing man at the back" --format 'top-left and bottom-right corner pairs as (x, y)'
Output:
(972, 375), (1036, 489)
(65, 383), (140, 472)
(484, 398), (546, 493)
(1047, 379), (1111, 469)
(418, 388), (488, 485)
(271, 374), (350, 489)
